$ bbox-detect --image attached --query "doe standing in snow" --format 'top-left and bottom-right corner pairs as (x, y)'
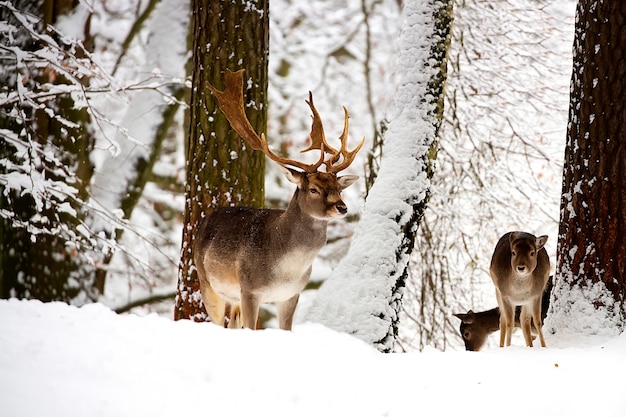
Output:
(490, 231), (550, 347)
(194, 69), (363, 330)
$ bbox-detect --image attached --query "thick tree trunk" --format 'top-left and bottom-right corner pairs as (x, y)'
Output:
(174, 0), (268, 321)
(549, 0), (626, 334)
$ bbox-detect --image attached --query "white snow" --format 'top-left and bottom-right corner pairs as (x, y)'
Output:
(1, 299), (624, 417)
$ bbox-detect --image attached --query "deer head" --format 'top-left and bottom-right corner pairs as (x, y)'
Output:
(509, 232), (548, 275)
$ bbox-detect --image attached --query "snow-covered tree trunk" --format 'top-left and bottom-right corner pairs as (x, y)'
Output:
(174, 0), (268, 321)
(547, 0), (626, 336)
(306, 0), (452, 352)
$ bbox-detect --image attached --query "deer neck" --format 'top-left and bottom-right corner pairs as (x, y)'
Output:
(278, 190), (328, 246)
(478, 308), (501, 332)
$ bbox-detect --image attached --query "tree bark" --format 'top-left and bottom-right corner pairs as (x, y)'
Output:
(549, 0), (626, 333)
(174, 0), (268, 321)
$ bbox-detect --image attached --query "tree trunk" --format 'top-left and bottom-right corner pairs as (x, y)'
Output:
(548, 0), (626, 334)
(174, 0), (268, 321)
(305, 0), (452, 352)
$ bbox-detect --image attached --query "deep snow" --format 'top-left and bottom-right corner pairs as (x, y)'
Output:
(1, 299), (624, 417)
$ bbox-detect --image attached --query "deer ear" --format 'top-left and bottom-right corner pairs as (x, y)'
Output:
(338, 175), (359, 190)
(453, 312), (474, 324)
(279, 165), (305, 186)
(536, 235), (548, 250)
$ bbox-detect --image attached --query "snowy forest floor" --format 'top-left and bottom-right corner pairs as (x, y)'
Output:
(1, 299), (624, 417)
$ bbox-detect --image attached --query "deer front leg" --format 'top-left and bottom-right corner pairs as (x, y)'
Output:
(240, 291), (260, 330)
(531, 296), (547, 347)
(520, 306), (533, 347)
(497, 293), (515, 347)
(276, 294), (300, 331)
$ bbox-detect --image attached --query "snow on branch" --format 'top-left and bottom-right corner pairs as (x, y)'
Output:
(306, 0), (449, 352)
(0, 1), (186, 303)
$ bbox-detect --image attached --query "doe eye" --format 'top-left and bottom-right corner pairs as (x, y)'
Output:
(309, 188), (319, 194)
(531, 251), (535, 257)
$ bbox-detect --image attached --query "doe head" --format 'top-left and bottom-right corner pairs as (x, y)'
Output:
(453, 310), (489, 352)
(509, 232), (548, 275)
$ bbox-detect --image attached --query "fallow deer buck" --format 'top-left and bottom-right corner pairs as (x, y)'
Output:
(454, 276), (553, 351)
(490, 231), (550, 347)
(194, 69), (364, 330)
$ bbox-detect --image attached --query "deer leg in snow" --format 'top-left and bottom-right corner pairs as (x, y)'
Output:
(531, 297), (547, 347)
(498, 294), (515, 347)
(520, 306), (533, 347)
(276, 294), (300, 331)
(227, 304), (242, 329)
(241, 292), (260, 330)
(198, 276), (226, 327)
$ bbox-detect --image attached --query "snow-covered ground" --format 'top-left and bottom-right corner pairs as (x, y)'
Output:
(1, 299), (624, 417)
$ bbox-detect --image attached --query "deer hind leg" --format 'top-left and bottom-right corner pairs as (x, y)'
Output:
(198, 277), (227, 327)
(226, 303), (242, 328)
(276, 294), (300, 331)
(520, 306), (534, 347)
(531, 297), (547, 347)
(240, 291), (260, 330)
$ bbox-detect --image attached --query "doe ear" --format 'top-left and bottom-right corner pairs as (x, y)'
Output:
(453, 312), (467, 321)
(338, 175), (359, 190)
(536, 235), (548, 250)
(279, 165), (305, 186)
(453, 311), (474, 324)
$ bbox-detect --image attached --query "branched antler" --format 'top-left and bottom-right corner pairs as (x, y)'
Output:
(207, 69), (364, 174)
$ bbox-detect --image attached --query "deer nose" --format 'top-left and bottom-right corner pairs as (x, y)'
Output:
(336, 204), (348, 215)
(517, 266), (527, 273)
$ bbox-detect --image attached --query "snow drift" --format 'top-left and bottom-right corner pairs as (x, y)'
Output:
(1, 299), (624, 417)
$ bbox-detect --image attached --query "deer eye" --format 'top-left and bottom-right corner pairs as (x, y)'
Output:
(309, 188), (319, 194)
(511, 251), (516, 256)
(531, 251), (535, 257)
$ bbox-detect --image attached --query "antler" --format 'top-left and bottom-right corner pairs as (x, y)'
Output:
(302, 92), (364, 174)
(327, 105), (365, 174)
(207, 69), (364, 174)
